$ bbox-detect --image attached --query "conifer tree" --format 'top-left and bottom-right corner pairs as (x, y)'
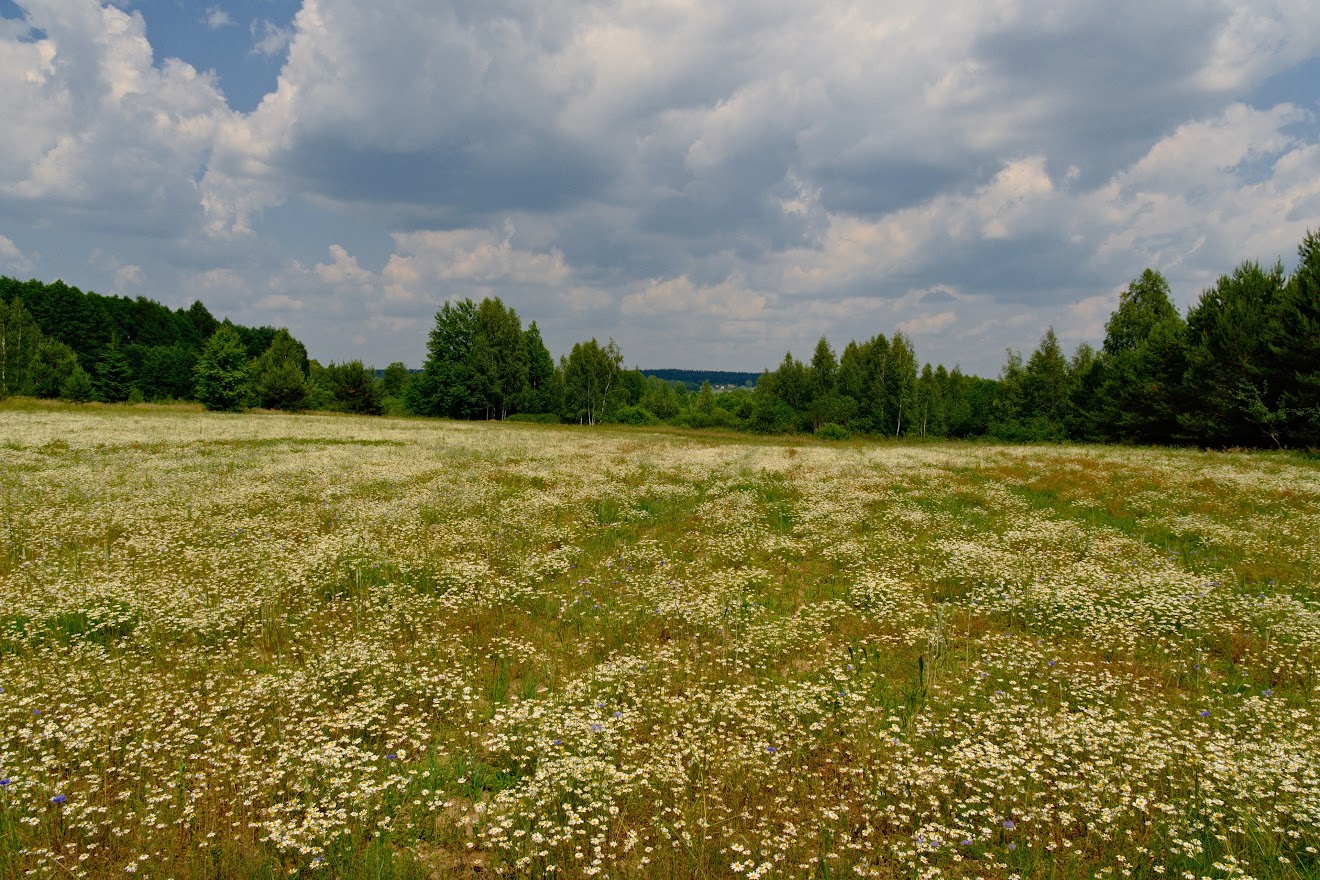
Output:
(94, 337), (134, 403)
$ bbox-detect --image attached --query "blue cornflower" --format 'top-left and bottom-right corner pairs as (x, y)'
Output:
(0, 779), (10, 786)
(1199, 709), (1210, 718)
(385, 753), (398, 761)
(51, 794), (66, 804)
(1002, 819), (1015, 830)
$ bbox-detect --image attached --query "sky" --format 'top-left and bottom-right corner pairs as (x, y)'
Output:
(2, 1), (1320, 376)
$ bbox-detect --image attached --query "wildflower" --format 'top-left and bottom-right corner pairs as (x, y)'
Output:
(385, 753), (398, 761)
(51, 794), (67, 804)
(1002, 819), (1016, 830)
(0, 779), (9, 786)
(1198, 710), (1210, 718)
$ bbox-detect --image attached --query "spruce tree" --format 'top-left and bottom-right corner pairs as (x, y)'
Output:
(60, 364), (95, 403)
(94, 338), (134, 403)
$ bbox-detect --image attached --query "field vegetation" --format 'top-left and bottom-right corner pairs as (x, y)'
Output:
(1, 402), (1318, 879)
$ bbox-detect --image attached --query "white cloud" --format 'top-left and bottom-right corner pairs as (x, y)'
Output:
(250, 19), (292, 57)
(204, 7), (234, 30)
(0, 234), (37, 275)
(898, 311), (958, 337)
(0, 1), (232, 232)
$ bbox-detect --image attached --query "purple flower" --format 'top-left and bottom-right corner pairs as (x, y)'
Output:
(1199, 709), (1210, 718)
(385, 753), (398, 761)
(0, 779), (10, 786)
(551, 739), (563, 746)
(1262, 689), (1274, 697)
(765, 745), (776, 754)
(51, 794), (66, 804)
(589, 724), (603, 733)
(961, 839), (973, 847)
(1008, 843), (1017, 852)
(1002, 819), (1015, 830)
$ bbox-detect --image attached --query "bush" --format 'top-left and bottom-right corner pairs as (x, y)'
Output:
(610, 406), (658, 426)
(815, 423), (851, 440)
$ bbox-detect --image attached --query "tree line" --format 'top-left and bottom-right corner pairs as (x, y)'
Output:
(0, 277), (381, 413)
(2, 229), (1317, 448)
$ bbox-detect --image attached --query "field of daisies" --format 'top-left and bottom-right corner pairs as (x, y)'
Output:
(1, 403), (1318, 880)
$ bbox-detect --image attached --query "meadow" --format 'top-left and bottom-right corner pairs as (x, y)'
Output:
(1, 403), (1318, 880)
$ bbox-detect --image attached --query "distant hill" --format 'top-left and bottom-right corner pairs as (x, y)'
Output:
(642, 368), (761, 390)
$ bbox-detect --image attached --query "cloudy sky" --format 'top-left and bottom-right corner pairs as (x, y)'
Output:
(2, 0), (1319, 375)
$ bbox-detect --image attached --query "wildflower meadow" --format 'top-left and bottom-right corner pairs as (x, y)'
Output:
(1, 402), (1317, 880)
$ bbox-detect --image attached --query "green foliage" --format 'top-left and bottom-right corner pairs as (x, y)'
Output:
(1098, 269), (1188, 444)
(380, 362), (411, 398)
(815, 422), (850, 440)
(473, 297), (528, 419)
(518, 321), (560, 415)
(611, 405), (659, 426)
(408, 299), (480, 418)
(0, 295), (41, 397)
(59, 364), (95, 403)
(1181, 261), (1287, 447)
(320, 360), (383, 415)
(562, 338), (622, 425)
(26, 338), (79, 399)
(194, 323), (253, 412)
(1272, 231), (1320, 446)
(0, 277), (308, 405)
(93, 337), (134, 403)
(137, 344), (196, 401)
(254, 328), (312, 411)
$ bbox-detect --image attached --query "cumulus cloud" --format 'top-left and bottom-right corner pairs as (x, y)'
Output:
(0, 1), (232, 235)
(4, 0), (1320, 374)
(0, 234), (37, 275)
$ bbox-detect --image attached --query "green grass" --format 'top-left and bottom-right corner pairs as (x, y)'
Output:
(0, 409), (1317, 879)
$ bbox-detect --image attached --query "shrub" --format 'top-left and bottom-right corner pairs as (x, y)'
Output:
(815, 422), (851, 440)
